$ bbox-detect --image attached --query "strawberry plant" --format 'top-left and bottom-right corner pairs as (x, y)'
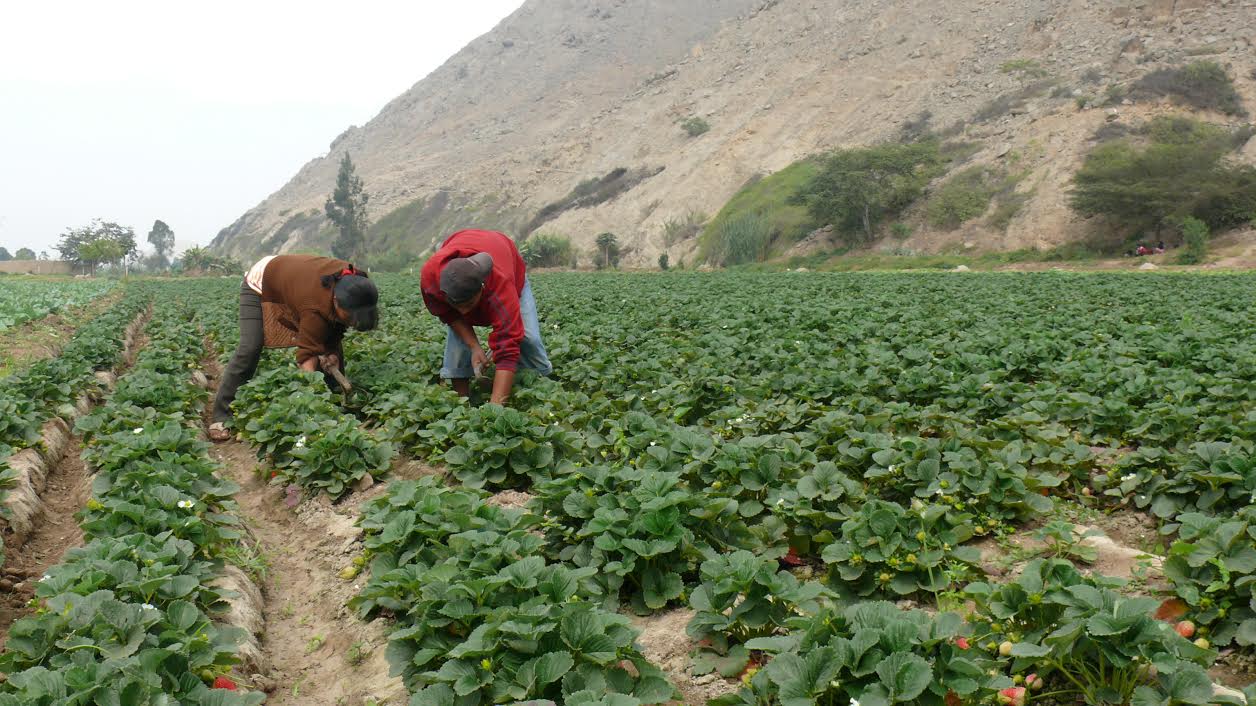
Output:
(1161, 510), (1256, 647)
(822, 499), (981, 598)
(688, 550), (833, 677)
(442, 405), (581, 489)
(712, 601), (1011, 706)
(533, 465), (753, 612)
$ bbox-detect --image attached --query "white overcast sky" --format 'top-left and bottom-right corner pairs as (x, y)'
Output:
(0, 0), (525, 256)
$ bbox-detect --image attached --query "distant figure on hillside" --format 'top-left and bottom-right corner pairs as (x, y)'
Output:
(420, 229), (552, 405)
(1155, 240), (1166, 254)
(1136, 244), (1151, 256)
(208, 255), (378, 441)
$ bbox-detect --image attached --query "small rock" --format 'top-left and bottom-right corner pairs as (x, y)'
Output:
(0, 578), (12, 591)
(250, 674), (276, 692)
(1139, 262), (1158, 270)
(996, 144), (1013, 158)
(693, 674), (720, 685)
(191, 371), (210, 388)
(1106, 109), (1121, 122)
(954, 265), (971, 272)
(355, 473), (375, 493)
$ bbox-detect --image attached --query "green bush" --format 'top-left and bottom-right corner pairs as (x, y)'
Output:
(890, 222), (913, 239)
(793, 141), (944, 243)
(1130, 61), (1248, 117)
(1177, 216), (1210, 265)
(662, 210), (707, 245)
(1072, 116), (1256, 233)
(925, 167), (996, 229)
(708, 214), (772, 266)
(681, 116), (711, 137)
(658, 253), (669, 271)
(699, 161), (819, 264)
(519, 233), (573, 268)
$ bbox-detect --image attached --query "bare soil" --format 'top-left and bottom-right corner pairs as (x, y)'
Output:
(0, 442), (91, 645)
(630, 608), (739, 705)
(0, 292), (122, 373)
(203, 361), (406, 705)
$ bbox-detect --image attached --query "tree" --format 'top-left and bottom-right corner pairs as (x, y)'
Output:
(1071, 118), (1256, 235)
(147, 220), (175, 266)
(14, 248), (35, 260)
(793, 141), (943, 244)
(78, 239), (125, 275)
(325, 152), (369, 267)
(179, 246), (239, 275)
(56, 220), (138, 273)
(658, 253), (669, 271)
(0, 247), (10, 261)
(595, 232), (619, 269)
(37, 251), (48, 261)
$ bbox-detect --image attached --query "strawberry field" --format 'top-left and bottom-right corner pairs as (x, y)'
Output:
(3, 271), (1256, 706)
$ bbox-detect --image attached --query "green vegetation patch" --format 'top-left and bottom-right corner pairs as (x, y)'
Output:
(699, 160), (820, 266)
(1130, 61), (1248, 117)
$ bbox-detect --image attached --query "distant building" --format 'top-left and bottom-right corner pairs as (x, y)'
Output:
(0, 260), (80, 275)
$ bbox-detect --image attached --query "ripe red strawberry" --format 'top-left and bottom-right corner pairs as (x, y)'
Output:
(1175, 620), (1196, 638)
(955, 637), (971, 650)
(781, 548), (804, 566)
(212, 676), (237, 691)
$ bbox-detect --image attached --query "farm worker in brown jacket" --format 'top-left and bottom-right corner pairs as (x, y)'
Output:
(208, 254), (378, 441)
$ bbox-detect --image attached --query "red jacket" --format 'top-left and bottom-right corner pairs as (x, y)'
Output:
(421, 230), (528, 371)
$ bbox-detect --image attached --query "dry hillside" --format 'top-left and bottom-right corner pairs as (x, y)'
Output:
(210, 0), (1256, 267)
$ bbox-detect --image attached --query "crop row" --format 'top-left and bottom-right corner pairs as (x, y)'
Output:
(0, 279), (114, 332)
(186, 272), (1256, 703)
(0, 289), (150, 569)
(0, 288), (262, 705)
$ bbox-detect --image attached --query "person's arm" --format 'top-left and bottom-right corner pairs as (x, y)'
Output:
(295, 310), (331, 371)
(449, 319), (490, 375)
(489, 369), (515, 405)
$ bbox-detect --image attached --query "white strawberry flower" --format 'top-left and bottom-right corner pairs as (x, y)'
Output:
(141, 603), (156, 611)
(132, 427), (144, 434)
(177, 500), (194, 510)
(1122, 473), (1137, 482)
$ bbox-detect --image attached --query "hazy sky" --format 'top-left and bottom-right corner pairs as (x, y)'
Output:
(0, 0), (525, 257)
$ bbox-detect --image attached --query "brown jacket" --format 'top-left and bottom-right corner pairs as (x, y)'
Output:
(259, 255), (350, 365)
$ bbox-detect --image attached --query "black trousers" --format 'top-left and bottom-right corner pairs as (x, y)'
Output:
(212, 282), (263, 422)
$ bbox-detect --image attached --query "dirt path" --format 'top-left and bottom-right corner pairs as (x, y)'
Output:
(0, 443), (90, 642)
(202, 361), (406, 705)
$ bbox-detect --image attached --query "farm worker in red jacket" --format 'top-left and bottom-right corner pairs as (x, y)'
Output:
(421, 229), (553, 404)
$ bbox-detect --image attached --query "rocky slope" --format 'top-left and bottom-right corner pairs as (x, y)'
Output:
(211, 0), (1256, 267)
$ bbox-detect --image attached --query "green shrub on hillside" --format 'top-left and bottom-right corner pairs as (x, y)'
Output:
(1071, 116), (1256, 233)
(708, 214), (772, 266)
(1177, 217), (1210, 265)
(681, 116), (711, 137)
(519, 233), (574, 268)
(662, 210), (707, 246)
(793, 141), (944, 244)
(1130, 61), (1247, 117)
(925, 167), (997, 229)
(699, 161), (819, 265)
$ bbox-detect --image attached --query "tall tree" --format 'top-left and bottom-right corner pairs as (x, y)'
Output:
(325, 152), (370, 267)
(56, 219), (138, 273)
(0, 247), (10, 261)
(595, 232), (619, 269)
(14, 248), (35, 260)
(147, 220), (175, 265)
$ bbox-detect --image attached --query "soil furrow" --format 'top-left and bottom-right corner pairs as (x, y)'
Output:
(202, 359), (405, 705)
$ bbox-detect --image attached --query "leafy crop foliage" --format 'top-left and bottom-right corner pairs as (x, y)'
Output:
(0, 286), (263, 704)
(0, 278), (113, 332)
(1072, 115), (1256, 233)
(231, 366), (394, 498)
(178, 270), (1256, 704)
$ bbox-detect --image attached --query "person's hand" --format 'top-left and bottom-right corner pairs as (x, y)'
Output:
(320, 353), (341, 372)
(471, 347), (490, 377)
